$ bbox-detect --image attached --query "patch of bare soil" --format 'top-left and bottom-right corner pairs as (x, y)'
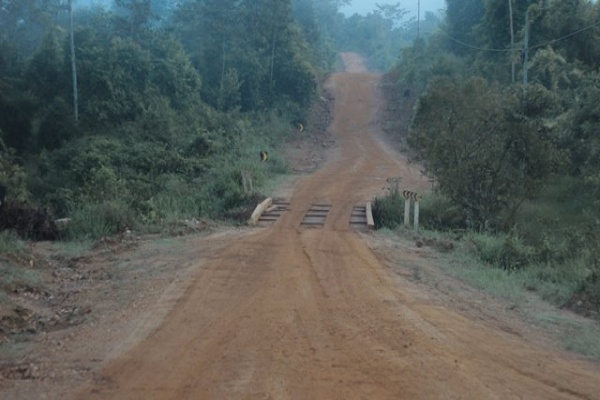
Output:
(0, 225), (249, 399)
(279, 81), (335, 176)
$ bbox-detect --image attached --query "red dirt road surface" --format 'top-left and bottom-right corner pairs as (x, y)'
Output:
(73, 54), (600, 399)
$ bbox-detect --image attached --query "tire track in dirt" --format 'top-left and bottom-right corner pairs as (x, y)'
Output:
(72, 53), (600, 399)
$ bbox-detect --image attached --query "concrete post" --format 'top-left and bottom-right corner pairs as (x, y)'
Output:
(404, 199), (411, 227)
(414, 200), (420, 229)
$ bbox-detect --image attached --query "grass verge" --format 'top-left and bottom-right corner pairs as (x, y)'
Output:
(377, 226), (600, 361)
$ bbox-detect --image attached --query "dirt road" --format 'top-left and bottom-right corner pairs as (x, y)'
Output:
(73, 54), (600, 399)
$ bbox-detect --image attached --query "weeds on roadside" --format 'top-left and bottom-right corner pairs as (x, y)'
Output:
(0, 231), (24, 254)
(66, 201), (136, 240)
(372, 188), (405, 230)
(372, 181), (600, 319)
(0, 263), (41, 293)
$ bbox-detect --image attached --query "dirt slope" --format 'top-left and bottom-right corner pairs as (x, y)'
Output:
(71, 53), (600, 400)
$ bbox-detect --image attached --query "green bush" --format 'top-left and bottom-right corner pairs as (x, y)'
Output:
(0, 230), (24, 254)
(419, 192), (467, 231)
(66, 201), (136, 240)
(522, 256), (593, 306)
(143, 175), (203, 223)
(0, 263), (41, 293)
(409, 78), (559, 230)
(372, 189), (405, 230)
(575, 253), (600, 312)
(471, 232), (536, 271)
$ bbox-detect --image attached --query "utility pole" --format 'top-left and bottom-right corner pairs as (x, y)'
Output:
(522, 8), (530, 95)
(68, 0), (79, 124)
(508, 0), (515, 84)
(417, 0), (420, 39)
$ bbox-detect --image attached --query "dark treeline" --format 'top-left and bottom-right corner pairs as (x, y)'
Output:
(383, 0), (600, 314)
(0, 0), (337, 237)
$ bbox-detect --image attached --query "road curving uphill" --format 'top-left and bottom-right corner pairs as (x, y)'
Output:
(73, 53), (600, 400)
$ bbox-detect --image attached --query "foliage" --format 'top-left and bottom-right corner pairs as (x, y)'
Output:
(409, 77), (559, 230)
(332, 6), (442, 70)
(66, 200), (136, 240)
(372, 188), (405, 230)
(173, 0), (316, 113)
(0, 230), (23, 254)
(443, 0), (485, 55)
(0, 0), (344, 239)
(0, 139), (29, 202)
(418, 192), (467, 231)
(471, 232), (535, 271)
(380, 0), (600, 321)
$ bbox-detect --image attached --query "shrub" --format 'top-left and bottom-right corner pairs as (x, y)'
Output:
(419, 192), (467, 231)
(573, 251), (600, 314)
(143, 175), (203, 223)
(0, 201), (58, 241)
(66, 201), (136, 240)
(372, 189), (405, 230)
(471, 232), (535, 271)
(0, 230), (23, 254)
(409, 78), (559, 230)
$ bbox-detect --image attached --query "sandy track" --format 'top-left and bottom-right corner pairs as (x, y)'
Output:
(73, 54), (600, 400)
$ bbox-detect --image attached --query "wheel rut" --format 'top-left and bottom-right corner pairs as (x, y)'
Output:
(72, 53), (600, 400)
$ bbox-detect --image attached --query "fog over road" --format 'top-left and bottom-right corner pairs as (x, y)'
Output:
(74, 53), (600, 400)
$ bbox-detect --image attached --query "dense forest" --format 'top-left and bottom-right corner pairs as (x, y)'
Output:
(0, 0), (431, 239)
(380, 0), (600, 315)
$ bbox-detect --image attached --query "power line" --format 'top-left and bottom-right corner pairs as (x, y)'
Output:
(438, 28), (512, 52)
(530, 19), (600, 50)
(438, 19), (600, 53)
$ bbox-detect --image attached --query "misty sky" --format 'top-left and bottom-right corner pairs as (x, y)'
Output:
(341, 0), (446, 18)
(76, 0), (448, 20)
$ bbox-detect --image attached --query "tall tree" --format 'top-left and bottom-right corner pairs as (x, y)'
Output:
(113, 0), (153, 37)
(0, 0), (64, 72)
(444, 0), (485, 55)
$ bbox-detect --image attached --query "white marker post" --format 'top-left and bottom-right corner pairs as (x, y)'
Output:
(404, 199), (411, 227)
(414, 199), (420, 229)
(402, 190), (421, 229)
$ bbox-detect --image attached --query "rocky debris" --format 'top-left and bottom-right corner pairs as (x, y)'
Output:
(0, 234), (137, 349)
(0, 363), (40, 380)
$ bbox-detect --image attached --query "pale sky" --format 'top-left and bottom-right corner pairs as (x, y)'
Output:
(341, 0), (447, 18)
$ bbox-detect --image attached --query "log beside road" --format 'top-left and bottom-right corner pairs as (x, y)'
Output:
(249, 197), (273, 225)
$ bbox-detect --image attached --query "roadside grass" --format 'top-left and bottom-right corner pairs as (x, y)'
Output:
(445, 252), (526, 307)
(0, 263), (42, 293)
(0, 231), (37, 298)
(563, 322), (600, 359)
(372, 179), (600, 360)
(53, 239), (95, 258)
(259, 173), (290, 198)
(526, 310), (600, 360)
(0, 231), (24, 254)
(373, 177), (599, 314)
(520, 256), (592, 306)
(381, 226), (600, 360)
